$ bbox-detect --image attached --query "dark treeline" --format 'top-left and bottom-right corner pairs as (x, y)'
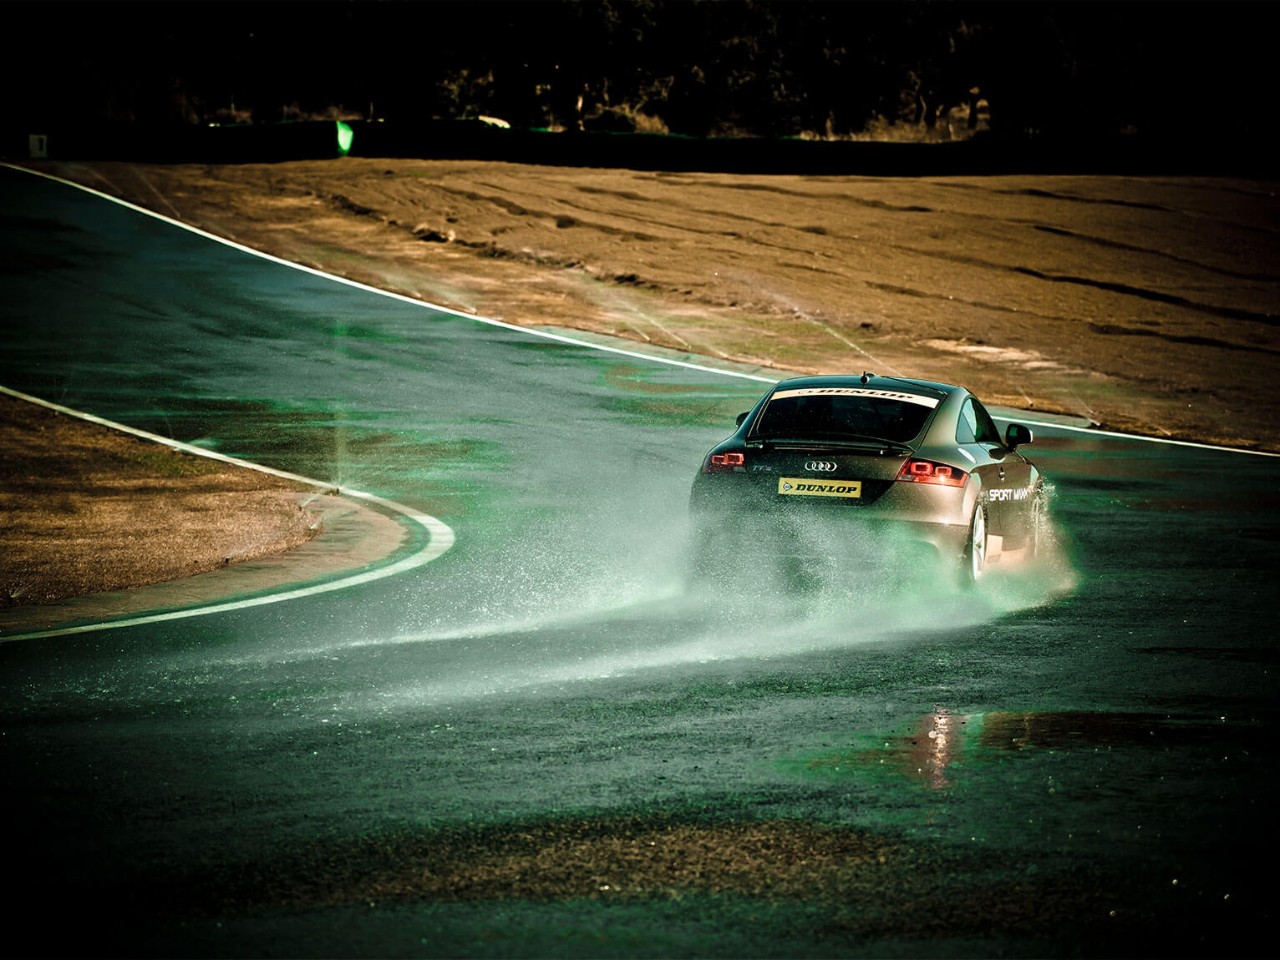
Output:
(8, 1), (1270, 145)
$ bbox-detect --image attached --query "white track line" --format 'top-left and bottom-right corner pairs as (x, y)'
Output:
(2, 161), (1275, 642)
(991, 416), (1280, 457)
(3, 162), (774, 385)
(0, 385), (455, 642)
(9, 162), (1273, 458)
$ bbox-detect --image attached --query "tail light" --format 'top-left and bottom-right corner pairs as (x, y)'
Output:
(896, 458), (967, 487)
(705, 451), (746, 473)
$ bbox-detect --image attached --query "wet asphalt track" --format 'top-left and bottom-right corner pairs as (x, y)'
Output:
(1, 166), (1278, 957)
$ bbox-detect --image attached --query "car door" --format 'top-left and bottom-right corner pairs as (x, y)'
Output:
(956, 397), (1015, 538)
(974, 399), (1037, 548)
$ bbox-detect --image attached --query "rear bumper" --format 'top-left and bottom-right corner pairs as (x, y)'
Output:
(689, 474), (974, 563)
(690, 511), (969, 565)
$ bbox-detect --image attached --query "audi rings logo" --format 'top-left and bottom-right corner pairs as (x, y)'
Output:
(804, 460), (838, 473)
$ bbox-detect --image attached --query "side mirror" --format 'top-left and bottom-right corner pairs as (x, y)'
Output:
(735, 411), (750, 427)
(1004, 423), (1034, 449)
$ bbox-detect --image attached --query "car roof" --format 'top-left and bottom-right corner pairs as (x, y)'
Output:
(770, 373), (963, 401)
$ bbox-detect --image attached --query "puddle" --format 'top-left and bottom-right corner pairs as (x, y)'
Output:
(792, 709), (1261, 791)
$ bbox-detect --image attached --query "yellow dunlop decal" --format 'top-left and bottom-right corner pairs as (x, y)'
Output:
(778, 477), (862, 498)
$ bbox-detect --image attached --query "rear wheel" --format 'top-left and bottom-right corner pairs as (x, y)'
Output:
(960, 505), (988, 587)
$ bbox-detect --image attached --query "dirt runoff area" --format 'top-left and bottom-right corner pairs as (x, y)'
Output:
(4, 157), (1278, 610)
(0, 390), (320, 609)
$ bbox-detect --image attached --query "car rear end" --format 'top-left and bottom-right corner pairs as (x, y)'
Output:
(688, 378), (976, 581)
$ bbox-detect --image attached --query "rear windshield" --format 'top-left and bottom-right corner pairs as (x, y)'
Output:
(752, 387), (937, 443)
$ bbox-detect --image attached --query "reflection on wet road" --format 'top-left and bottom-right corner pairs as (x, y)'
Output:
(1, 166), (1277, 957)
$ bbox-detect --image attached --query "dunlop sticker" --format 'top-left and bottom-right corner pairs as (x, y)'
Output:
(778, 477), (862, 498)
(770, 387), (940, 408)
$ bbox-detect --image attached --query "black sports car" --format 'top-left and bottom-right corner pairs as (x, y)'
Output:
(688, 373), (1044, 586)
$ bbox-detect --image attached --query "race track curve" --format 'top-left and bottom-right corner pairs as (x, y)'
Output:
(1, 165), (1276, 958)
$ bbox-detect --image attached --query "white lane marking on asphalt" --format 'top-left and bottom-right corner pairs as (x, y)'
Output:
(10, 161), (1276, 459)
(0, 385), (455, 642)
(3, 163), (776, 386)
(989, 415), (1280, 457)
(14, 161), (1277, 461)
